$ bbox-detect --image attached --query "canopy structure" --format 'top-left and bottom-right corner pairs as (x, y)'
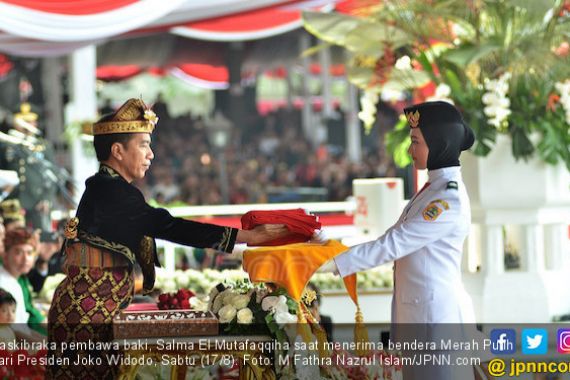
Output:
(0, 0), (333, 56)
(0, 0), (364, 196)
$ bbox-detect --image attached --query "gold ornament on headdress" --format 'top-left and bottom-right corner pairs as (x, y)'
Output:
(406, 110), (420, 128)
(144, 109), (159, 125)
(0, 199), (25, 223)
(64, 217), (79, 239)
(92, 98), (157, 135)
(14, 103), (38, 123)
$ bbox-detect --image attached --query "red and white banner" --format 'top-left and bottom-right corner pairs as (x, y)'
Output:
(171, 0), (333, 42)
(0, 0), (342, 57)
(0, 0), (310, 55)
(0, 0), (185, 42)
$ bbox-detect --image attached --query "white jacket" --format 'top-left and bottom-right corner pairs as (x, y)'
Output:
(335, 166), (475, 325)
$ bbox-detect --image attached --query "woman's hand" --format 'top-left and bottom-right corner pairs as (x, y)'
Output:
(236, 224), (289, 246)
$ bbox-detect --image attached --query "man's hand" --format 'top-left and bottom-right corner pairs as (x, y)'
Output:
(236, 224), (289, 246)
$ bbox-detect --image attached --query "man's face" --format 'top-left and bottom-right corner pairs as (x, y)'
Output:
(3, 243), (36, 277)
(0, 303), (16, 324)
(5, 220), (24, 232)
(408, 127), (429, 170)
(115, 133), (154, 182)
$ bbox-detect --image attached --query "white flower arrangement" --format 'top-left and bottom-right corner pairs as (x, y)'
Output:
(394, 55), (412, 71)
(358, 90), (379, 133)
(427, 83), (454, 104)
(261, 295), (297, 326)
(153, 266), (393, 299)
(482, 72), (512, 131)
(207, 281), (297, 338)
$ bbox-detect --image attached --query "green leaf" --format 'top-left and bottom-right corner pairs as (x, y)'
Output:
(300, 42), (332, 58)
(385, 117), (412, 168)
(469, 111), (496, 157)
(346, 65), (375, 89)
(506, 0), (558, 17)
(442, 69), (466, 104)
(416, 51), (438, 82)
(536, 123), (559, 165)
(344, 23), (411, 56)
(303, 11), (363, 47)
(275, 329), (287, 344)
(383, 69), (431, 91)
(442, 43), (501, 67)
(511, 126), (535, 160)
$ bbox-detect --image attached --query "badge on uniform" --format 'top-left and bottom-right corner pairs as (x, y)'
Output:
(446, 181), (458, 190)
(422, 199), (450, 221)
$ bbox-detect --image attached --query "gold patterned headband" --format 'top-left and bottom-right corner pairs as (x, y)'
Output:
(92, 120), (155, 135)
(92, 98), (158, 136)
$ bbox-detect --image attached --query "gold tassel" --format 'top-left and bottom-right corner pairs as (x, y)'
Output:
(300, 303), (331, 358)
(354, 304), (370, 356)
(297, 304), (314, 344)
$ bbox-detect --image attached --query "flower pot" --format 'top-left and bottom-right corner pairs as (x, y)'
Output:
(462, 135), (570, 210)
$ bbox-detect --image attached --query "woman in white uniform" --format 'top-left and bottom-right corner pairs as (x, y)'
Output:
(329, 101), (478, 380)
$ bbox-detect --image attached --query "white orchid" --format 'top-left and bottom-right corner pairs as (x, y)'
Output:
(274, 310), (298, 326)
(261, 295), (297, 327)
(482, 73), (512, 130)
(358, 90), (379, 133)
(394, 55), (412, 70)
(261, 295), (288, 313)
(427, 83), (454, 104)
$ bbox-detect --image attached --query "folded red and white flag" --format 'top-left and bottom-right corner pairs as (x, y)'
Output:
(241, 208), (321, 246)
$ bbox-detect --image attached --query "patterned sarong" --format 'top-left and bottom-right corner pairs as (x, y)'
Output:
(47, 256), (133, 380)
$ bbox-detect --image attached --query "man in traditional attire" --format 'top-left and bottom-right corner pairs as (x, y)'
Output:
(47, 98), (286, 379)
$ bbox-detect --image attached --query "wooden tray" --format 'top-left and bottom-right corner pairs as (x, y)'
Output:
(113, 309), (218, 339)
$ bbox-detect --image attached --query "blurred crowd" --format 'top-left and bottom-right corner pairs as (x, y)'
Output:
(138, 100), (400, 206)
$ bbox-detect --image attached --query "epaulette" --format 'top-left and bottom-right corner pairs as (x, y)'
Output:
(446, 181), (458, 190)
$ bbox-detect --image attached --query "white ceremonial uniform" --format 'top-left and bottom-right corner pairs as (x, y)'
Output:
(334, 166), (476, 380)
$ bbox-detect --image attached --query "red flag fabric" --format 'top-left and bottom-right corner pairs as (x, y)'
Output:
(241, 209), (321, 246)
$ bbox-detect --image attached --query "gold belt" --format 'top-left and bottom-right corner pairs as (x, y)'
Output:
(64, 242), (130, 268)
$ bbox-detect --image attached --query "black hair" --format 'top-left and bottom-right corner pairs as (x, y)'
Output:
(0, 288), (16, 306)
(92, 113), (136, 161)
(93, 133), (135, 161)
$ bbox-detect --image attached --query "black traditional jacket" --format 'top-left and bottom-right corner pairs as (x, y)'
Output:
(65, 165), (238, 290)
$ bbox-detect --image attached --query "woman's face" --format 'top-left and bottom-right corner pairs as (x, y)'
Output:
(408, 127), (429, 170)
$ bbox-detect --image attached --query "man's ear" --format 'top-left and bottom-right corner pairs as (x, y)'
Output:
(110, 142), (124, 161)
